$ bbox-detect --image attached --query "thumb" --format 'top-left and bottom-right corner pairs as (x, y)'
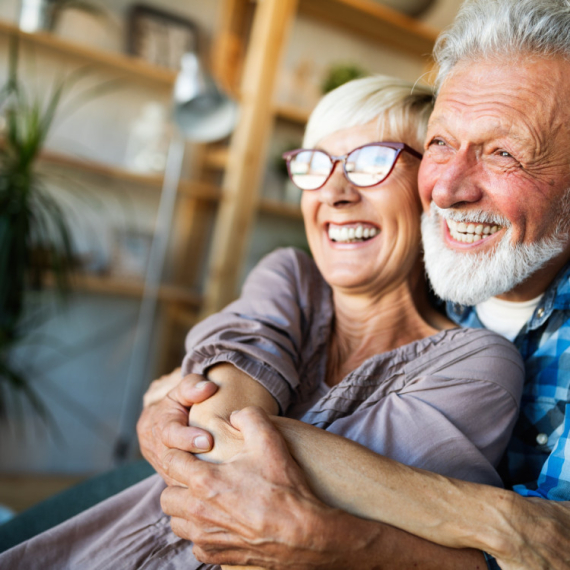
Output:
(230, 406), (288, 458)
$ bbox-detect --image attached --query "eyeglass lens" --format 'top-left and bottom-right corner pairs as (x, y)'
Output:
(288, 145), (400, 190)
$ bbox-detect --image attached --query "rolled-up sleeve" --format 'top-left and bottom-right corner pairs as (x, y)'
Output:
(182, 248), (329, 412)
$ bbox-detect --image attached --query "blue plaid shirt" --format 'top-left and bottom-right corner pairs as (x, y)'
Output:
(447, 261), (570, 501)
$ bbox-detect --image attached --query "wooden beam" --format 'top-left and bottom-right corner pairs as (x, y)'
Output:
(201, 0), (299, 316)
(211, 0), (255, 97)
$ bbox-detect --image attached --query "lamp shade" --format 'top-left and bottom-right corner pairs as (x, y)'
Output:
(173, 52), (239, 142)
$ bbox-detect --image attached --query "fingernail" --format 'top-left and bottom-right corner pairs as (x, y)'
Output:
(195, 380), (210, 390)
(194, 435), (211, 450)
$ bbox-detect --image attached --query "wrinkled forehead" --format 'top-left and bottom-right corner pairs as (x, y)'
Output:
(430, 57), (570, 160)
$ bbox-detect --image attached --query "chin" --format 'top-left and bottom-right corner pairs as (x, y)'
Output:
(421, 212), (568, 305)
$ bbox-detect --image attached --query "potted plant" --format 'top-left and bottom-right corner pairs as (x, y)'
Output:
(0, 39), (76, 420)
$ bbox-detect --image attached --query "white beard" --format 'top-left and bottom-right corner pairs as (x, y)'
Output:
(421, 203), (570, 306)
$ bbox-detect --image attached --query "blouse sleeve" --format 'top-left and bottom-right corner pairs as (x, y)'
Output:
(182, 248), (329, 413)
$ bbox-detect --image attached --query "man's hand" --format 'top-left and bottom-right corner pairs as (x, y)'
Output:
(492, 496), (570, 570)
(137, 371), (218, 485)
(160, 407), (370, 569)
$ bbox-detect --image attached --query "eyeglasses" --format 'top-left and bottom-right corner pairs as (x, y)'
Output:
(282, 142), (422, 191)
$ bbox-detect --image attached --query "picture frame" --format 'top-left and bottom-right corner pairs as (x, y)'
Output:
(127, 4), (199, 71)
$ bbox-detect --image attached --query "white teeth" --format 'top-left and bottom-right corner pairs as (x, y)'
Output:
(446, 218), (503, 244)
(328, 224), (379, 243)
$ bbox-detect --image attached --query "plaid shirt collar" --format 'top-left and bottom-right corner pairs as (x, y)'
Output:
(446, 260), (570, 350)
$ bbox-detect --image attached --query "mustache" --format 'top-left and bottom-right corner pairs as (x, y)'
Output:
(430, 202), (510, 228)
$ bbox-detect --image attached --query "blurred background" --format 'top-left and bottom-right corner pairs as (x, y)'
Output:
(0, 0), (464, 515)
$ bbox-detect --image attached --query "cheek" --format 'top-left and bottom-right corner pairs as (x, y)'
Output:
(417, 160), (435, 211)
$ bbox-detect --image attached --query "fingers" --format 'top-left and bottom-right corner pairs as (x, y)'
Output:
(168, 374), (218, 408)
(162, 422), (214, 454)
(143, 368), (183, 408)
(161, 447), (206, 486)
(229, 406), (290, 459)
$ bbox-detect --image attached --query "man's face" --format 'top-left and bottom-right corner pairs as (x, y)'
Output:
(419, 57), (570, 304)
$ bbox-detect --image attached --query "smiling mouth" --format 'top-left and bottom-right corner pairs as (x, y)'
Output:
(328, 223), (379, 243)
(446, 219), (503, 244)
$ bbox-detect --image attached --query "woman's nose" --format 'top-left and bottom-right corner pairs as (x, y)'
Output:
(318, 162), (361, 207)
(431, 150), (483, 209)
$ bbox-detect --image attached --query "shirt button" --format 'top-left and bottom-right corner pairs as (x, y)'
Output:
(536, 307), (545, 318)
(536, 433), (548, 445)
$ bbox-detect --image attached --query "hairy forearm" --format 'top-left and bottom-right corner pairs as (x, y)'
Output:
(272, 416), (520, 559)
(187, 365), (567, 565)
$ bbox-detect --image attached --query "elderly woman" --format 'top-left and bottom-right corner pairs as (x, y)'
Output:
(0, 76), (523, 569)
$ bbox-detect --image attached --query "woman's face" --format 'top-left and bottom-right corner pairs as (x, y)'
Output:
(301, 120), (423, 295)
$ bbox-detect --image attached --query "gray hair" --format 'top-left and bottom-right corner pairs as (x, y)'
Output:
(435, 0), (570, 91)
(303, 75), (433, 152)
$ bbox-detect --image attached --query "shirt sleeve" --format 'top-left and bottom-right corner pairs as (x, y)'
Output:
(182, 248), (328, 413)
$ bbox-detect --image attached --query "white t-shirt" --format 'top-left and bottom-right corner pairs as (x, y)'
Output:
(475, 294), (543, 341)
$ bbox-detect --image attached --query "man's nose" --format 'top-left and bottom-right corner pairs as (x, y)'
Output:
(319, 162), (361, 207)
(431, 150), (483, 209)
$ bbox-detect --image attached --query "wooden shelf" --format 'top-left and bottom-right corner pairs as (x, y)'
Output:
(258, 199), (303, 220)
(275, 103), (310, 125)
(53, 272), (202, 307)
(203, 145), (230, 170)
(298, 0), (438, 56)
(0, 19), (176, 87)
(37, 148), (220, 201)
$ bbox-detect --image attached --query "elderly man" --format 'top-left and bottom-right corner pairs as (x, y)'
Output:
(144, 0), (570, 569)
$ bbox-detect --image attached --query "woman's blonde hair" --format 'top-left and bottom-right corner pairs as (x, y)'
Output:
(303, 75), (434, 152)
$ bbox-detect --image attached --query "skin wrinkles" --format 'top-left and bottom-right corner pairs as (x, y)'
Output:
(419, 57), (570, 300)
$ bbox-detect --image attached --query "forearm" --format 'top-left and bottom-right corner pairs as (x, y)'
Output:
(272, 416), (515, 558)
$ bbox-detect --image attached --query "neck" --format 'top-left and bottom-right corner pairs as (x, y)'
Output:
(327, 265), (452, 386)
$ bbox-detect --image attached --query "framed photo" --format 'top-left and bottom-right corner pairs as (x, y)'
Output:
(127, 5), (199, 71)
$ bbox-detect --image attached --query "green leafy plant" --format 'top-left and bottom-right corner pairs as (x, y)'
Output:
(321, 63), (368, 94)
(0, 39), (116, 421)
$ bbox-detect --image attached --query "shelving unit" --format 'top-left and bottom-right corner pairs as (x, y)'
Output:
(0, 0), (440, 351)
(45, 272), (201, 307)
(0, 19), (175, 87)
(299, 0), (438, 55)
(38, 148), (221, 201)
(0, 17), (220, 377)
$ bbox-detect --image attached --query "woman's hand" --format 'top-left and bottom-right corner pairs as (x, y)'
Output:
(137, 371), (219, 486)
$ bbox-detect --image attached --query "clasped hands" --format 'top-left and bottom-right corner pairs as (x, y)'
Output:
(137, 370), (335, 569)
